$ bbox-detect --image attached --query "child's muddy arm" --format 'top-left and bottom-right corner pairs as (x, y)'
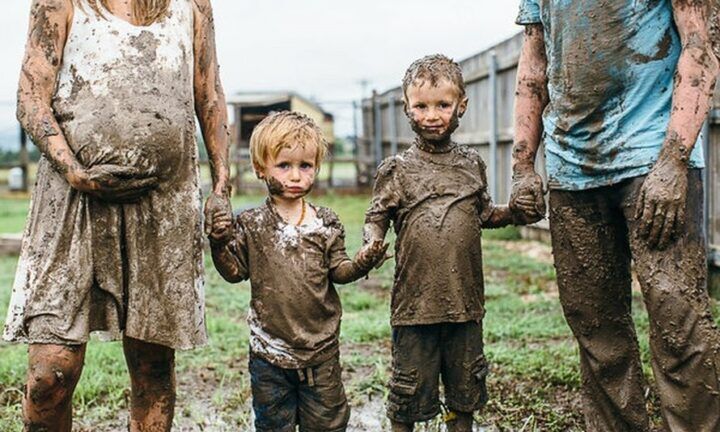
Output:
(510, 23), (548, 220)
(331, 241), (389, 284)
(363, 157), (398, 245)
(209, 220), (249, 283)
(192, 0), (230, 197)
(17, 0), (81, 179)
(636, 1), (719, 249)
(362, 220), (389, 245)
(330, 261), (365, 284)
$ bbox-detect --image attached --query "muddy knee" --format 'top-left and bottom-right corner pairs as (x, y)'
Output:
(26, 362), (81, 408)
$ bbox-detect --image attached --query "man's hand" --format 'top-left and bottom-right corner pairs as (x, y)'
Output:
(68, 164), (159, 203)
(355, 240), (391, 271)
(510, 204), (543, 225)
(509, 167), (546, 223)
(635, 157), (688, 250)
(204, 191), (232, 236)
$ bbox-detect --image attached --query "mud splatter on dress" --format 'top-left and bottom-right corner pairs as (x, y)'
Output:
(3, 0), (207, 350)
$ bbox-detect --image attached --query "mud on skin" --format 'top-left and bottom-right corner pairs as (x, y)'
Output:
(264, 176), (285, 196)
(406, 106), (460, 151)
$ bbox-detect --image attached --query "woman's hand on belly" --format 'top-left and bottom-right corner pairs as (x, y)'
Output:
(68, 164), (159, 203)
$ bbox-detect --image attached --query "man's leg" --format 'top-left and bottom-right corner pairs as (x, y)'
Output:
(24, 344), (86, 432)
(123, 336), (176, 432)
(549, 188), (649, 432)
(624, 171), (720, 432)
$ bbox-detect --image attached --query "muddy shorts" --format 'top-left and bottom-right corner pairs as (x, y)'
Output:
(386, 321), (488, 423)
(249, 353), (350, 432)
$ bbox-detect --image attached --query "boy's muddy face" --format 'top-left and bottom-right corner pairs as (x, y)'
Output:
(405, 79), (467, 145)
(258, 143), (318, 200)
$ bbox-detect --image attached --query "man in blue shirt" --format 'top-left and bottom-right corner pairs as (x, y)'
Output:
(511, 1), (720, 430)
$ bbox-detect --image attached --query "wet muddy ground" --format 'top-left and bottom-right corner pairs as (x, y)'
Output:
(0, 195), (709, 431)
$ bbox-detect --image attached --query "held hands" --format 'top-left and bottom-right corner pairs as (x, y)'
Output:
(67, 164), (159, 203)
(635, 156), (688, 250)
(205, 191), (234, 244)
(509, 167), (546, 225)
(354, 240), (391, 271)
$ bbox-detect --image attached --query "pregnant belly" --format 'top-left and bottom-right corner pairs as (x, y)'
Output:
(67, 117), (186, 181)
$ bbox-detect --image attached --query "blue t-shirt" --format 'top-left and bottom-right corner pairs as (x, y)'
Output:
(517, 0), (704, 190)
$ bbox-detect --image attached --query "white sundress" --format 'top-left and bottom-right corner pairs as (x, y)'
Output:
(4, 0), (207, 350)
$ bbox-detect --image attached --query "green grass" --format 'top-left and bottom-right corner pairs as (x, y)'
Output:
(0, 193), (716, 430)
(0, 198), (29, 234)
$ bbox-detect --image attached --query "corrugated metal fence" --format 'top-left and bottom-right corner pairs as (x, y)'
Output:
(360, 32), (720, 267)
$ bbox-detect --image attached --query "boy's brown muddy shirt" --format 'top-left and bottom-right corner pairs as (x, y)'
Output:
(213, 200), (350, 369)
(366, 143), (494, 326)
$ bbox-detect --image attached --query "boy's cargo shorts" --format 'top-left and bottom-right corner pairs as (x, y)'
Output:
(386, 320), (488, 423)
(249, 353), (350, 432)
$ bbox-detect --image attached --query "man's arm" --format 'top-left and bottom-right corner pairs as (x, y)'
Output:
(509, 24), (549, 220)
(636, 0), (719, 249)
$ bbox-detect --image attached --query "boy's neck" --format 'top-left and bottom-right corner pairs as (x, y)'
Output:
(270, 195), (303, 211)
(269, 195), (308, 225)
(414, 136), (455, 154)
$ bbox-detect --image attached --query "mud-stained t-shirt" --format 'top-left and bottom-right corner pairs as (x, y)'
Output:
(365, 144), (494, 327)
(219, 200), (350, 369)
(516, 0), (704, 191)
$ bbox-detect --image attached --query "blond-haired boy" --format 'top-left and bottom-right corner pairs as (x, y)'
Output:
(363, 55), (539, 431)
(207, 111), (387, 431)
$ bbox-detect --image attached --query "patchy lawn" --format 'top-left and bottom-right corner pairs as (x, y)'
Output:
(0, 194), (715, 431)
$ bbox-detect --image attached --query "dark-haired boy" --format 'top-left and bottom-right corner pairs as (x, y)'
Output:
(363, 54), (540, 432)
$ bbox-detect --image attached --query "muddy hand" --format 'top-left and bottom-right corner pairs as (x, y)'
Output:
(510, 204), (542, 225)
(208, 208), (234, 244)
(635, 157), (688, 250)
(510, 169), (546, 220)
(204, 191), (232, 236)
(71, 164), (159, 203)
(356, 240), (391, 270)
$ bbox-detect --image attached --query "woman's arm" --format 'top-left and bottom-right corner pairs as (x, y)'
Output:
(192, 0), (230, 196)
(18, 0), (79, 179)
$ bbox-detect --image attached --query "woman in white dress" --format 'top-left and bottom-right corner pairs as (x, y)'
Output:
(6, 0), (231, 430)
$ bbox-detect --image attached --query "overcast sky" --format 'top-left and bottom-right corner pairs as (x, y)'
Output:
(0, 0), (522, 139)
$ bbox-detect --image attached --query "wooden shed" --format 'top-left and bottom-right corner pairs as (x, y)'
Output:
(227, 91), (335, 188)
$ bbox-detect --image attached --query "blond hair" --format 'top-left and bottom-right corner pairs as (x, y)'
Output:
(75, 0), (170, 26)
(402, 54), (466, 100)
(250, 111), (327, 174)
